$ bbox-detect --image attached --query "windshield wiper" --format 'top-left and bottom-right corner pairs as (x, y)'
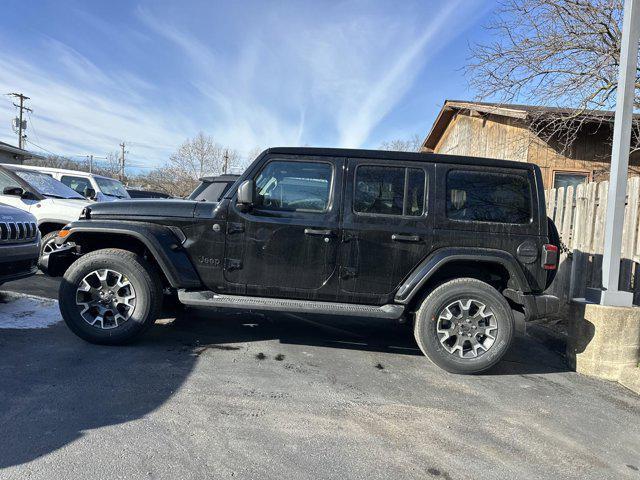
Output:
(45, 194), (82, 200)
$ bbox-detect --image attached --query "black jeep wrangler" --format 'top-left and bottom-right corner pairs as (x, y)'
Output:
(46, 148), (559, 374)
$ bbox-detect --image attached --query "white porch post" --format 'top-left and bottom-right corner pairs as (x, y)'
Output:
(600, 0), (640, 306)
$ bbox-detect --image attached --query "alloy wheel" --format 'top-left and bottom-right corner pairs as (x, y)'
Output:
(75, 268), (136, 329)
(436, 298), (498, 358)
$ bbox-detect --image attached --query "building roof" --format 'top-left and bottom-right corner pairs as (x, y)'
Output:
(422, 100), (618, 151)
(0, 140), (32, 156)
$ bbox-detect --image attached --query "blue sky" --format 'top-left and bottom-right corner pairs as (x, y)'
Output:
(0, 0), (496, 169)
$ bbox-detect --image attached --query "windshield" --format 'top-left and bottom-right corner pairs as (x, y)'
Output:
(95, 177), (130, 198)
(14, 170), (85, 199)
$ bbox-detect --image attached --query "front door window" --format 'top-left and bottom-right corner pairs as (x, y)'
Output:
(255, 161), (333, 213)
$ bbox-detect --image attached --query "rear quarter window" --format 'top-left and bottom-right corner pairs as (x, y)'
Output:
(446, 170), (532, 224)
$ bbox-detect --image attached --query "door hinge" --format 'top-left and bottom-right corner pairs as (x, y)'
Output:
(340, 266), (357, 279)
(224, 258), (243, 271)
(227, 222), (244, 234)
(342, 232), (357, 242)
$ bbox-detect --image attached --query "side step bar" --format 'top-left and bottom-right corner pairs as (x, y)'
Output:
(177, 290), (405, 319)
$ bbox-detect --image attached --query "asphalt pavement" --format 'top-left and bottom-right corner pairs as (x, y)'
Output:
(0, 275), (638, 480)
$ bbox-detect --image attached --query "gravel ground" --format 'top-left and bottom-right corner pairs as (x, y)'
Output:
(0, 276), (638, 480)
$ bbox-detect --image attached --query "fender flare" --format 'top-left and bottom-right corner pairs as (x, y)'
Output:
(395, 247), (530, 305)
(61, 220), (203, 289)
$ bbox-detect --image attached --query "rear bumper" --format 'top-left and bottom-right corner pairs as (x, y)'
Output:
(0, 241), (40, 284)
(503, 289), (560, 321)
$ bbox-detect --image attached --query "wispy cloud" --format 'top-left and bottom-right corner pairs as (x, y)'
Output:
(0, 40), (194, 165)
(0, 0), (484, 168)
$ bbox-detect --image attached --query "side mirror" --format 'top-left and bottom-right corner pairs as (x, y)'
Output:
(83, 187), (97, 200)
(3, 186), (24, 197)
(236, 180), (255, 210)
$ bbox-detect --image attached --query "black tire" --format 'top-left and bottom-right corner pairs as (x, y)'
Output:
(40, 230), (60, 257)
(414, 278), (514, 374)
(59, 248), (163, 345)
(545, 217), (561, 289)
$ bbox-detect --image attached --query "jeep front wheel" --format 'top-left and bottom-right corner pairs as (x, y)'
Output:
(59, 248), (163, 345)
(413, 278), (514, 374)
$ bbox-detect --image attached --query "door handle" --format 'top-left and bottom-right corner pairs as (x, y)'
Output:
(304, 228), (334, 236)
(391, 233), (421, 242)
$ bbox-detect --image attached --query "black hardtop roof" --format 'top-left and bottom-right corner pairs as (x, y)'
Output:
(199, 174), (241, 182)
(265, 147), (536, 171)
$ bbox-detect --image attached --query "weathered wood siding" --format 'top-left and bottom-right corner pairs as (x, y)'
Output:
(527, 127), (640, 186)
(434, 113), (530, 162)
(430, 111), (640, 189)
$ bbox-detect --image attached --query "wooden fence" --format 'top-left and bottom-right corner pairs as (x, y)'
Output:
(545, 177), (640, 306)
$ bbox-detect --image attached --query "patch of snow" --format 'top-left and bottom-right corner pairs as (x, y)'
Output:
(0, 292), (61, 329)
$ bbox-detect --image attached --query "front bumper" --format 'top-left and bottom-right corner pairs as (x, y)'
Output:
(0, 241), (40, 284)
(503, 289), (560, 321)
(39, 244), (79, 277)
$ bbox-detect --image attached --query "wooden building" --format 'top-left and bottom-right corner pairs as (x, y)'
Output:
(0, 141), (38, 165)
(421, 100), (640, 189)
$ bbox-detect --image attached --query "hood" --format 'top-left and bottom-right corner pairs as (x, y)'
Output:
(88, 199), (200, 218)
(0, 202), (36, 223)
(46, 198), (91, 209)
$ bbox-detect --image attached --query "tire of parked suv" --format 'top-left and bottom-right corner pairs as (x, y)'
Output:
(413, 278), (514, 374)
(59, 248), (163, 345)
(40, 230), (60, 256)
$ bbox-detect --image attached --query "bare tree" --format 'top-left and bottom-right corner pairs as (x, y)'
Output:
(25, 154), (87, 171)
(168, 132), (241, 179)
(379, 134), (422, 152)
(97, 151), (121, 178)
(246, 146), (265, 165)
(25, 152), (126, 181)
(466, 0), (640, 153)
(127, 133), (245, 197)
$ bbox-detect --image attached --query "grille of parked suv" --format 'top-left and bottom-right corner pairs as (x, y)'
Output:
(0, 221), (38, 243)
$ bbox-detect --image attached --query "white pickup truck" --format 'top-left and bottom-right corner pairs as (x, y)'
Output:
(0, 164), (90, 255)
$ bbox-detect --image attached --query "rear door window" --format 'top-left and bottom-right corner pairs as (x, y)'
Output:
(446, 170), (532, 224)
(353, 165), (426, 216)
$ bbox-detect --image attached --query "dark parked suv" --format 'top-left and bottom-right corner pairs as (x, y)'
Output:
(45, 148), (559, 374)
(0, 203), (40, 286)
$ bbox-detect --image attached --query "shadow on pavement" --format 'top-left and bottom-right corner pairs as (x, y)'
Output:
(0, 317), (199, 469)
(0, 303), (569, 469)
(168, 306), (571, 376)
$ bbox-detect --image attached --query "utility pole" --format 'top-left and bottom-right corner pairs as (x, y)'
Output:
(86, 155), (105, 174)
(223, 149), (229, 174)
(600, 0), (640, 306)
(119, 142), (127, 182)
(7, 93), (32, 149)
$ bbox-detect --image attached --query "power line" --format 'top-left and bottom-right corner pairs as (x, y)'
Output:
(24, 139), (59, 157)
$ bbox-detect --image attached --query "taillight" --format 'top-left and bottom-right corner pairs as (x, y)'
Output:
(542, 244), (559, 270)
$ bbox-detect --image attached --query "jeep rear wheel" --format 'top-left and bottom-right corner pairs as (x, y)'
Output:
(414, 278), (514, 374)
(59, 248), (163, 345)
